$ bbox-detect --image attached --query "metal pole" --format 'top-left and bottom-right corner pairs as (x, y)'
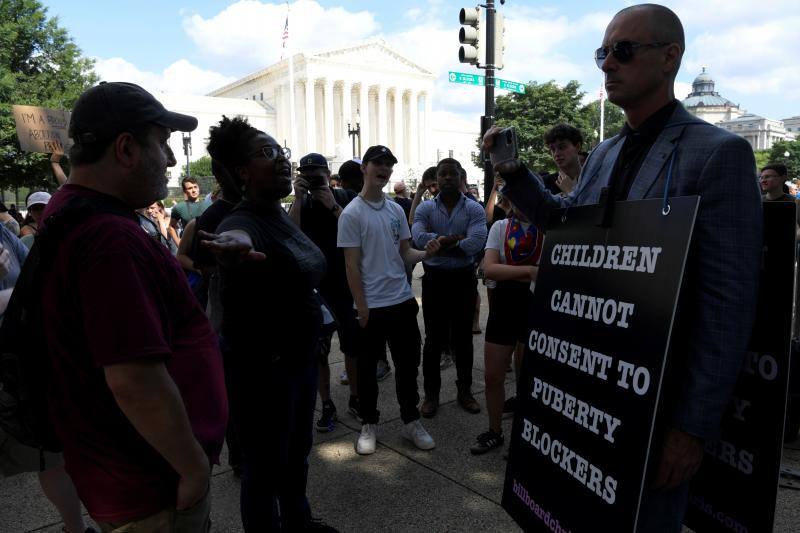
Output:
(483, 0), (496, 205)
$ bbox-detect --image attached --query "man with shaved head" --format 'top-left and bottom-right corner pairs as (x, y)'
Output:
(484, 4), (762, 531)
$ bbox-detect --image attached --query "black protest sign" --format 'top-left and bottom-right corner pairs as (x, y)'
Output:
(684, 201), (795, 533)
(502, 196), (700, 533)
(12, 105), (72, 154)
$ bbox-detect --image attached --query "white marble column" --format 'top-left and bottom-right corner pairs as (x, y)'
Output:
(304, 78), (316, 154)
(393, 88), (404, 164)
(324, 79), (335, 156)
(423, 91), (433, 165)
(341, 81), (352, 159)
(358, 83), (370, 157)
(273, 85), (282, 145)
(377, 85), (388, 146)
(407, 90), (418, 165)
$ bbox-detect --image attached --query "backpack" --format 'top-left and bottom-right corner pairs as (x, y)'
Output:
(0, 194), (137, 453)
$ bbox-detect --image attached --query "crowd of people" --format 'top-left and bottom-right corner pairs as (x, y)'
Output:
(0, 3), (792, 533)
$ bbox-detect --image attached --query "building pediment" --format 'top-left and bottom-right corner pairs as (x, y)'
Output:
(311, 40), (435, 79)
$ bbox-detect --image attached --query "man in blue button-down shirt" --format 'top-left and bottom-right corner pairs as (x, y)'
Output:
(412, 158), (487, 417)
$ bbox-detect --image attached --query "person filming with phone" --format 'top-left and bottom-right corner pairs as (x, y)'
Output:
(482, 4), (761, 532)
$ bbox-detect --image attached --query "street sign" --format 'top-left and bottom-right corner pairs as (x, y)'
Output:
(448, 71), (484, 86)
(497, 78), (525, 94)
(448, 72), (525, 94)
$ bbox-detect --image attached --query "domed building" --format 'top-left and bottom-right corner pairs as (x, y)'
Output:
(682, 67), (744, 124)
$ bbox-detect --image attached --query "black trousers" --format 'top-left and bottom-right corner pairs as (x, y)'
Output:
(421, 265), (477, 399)
(358, 298), (422, 424)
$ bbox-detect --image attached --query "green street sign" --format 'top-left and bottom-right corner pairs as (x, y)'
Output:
(496, 78), (526, 94)
(448, 71), (485, 86)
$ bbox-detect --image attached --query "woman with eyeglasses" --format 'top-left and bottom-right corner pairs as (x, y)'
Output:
(201, 116), (337, 532)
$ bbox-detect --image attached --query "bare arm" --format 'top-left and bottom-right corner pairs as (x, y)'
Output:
(288, 178), (308, 226)
(485, 181), (498, 223)
(176, 219), (199, 273)
(105, 359), (209, 509)
(343, 247), (369, 328)
(408, 181), (428, 226)
(483, 249), (537, 283)
(400, 238), (440, 266)
(50, 153), (68, 187)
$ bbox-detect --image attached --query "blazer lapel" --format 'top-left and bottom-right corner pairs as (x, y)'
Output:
(581, 136), (624, 204)
(628, 106), (699, 200)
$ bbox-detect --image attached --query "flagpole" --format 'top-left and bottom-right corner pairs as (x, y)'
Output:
(285, 3), (297, 153)
(599, 83), (605, 143)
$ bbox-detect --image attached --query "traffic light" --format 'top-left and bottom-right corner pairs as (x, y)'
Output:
(458, 7), (483, 65)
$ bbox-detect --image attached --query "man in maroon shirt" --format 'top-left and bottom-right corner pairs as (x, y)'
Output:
(41, 82), (227, 531)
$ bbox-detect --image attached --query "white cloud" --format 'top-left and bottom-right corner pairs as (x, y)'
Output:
(680, 16), (800, 102)
(674, 81), (693, 100)
(181, 0), (378, 72)
(93, 57), (236, 96)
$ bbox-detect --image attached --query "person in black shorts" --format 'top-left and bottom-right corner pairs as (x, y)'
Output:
(471, 201), (543, 454)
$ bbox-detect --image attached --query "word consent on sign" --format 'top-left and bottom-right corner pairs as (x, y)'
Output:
(502, 197), (700, 532)
(685, 202), (795, 533)
(12, 105), (72, 154)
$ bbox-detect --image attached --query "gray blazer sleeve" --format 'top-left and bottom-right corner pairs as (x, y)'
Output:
(668, 135), (762, 440)
(498, 165), (572, 229)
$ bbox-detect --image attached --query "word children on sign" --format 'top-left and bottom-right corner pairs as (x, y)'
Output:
(12, 105), (72, 154)
(685, 201), (795, 533)
(503, 197), (700, 532)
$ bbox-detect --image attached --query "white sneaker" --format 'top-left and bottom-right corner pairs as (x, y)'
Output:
(402, 420), (435, 450)
(356, 424), (377, 455)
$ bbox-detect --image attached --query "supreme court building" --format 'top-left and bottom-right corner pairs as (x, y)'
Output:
(161, 40), (483, 190)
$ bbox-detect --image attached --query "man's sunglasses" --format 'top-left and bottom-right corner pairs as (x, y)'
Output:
(249, 145), (290, 161)
(594, 41), (669, 69)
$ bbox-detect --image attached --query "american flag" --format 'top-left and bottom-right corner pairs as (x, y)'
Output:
(280, 12), (289, 60)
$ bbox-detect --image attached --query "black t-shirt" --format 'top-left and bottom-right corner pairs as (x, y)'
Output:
(217, 201), (326, 363)
(299, 188), (355, 302)
(394, 196), (413, 224)
(191, 199), (235, 269)
(609, 99), (679, 201)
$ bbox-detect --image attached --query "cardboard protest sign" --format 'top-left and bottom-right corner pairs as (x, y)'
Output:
(12, 105), (72, 154)
(502, 196), (699, 532)
(685, 201), (795, 533)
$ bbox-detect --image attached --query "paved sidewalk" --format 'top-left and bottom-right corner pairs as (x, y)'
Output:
(2, 272), (799, 532)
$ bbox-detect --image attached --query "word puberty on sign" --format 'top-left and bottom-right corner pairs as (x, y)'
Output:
(503, 198), (699, 533)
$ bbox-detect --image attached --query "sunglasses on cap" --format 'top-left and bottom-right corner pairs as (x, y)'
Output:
(594, 41), (669, 69)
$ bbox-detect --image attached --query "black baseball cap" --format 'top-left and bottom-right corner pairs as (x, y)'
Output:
(69, 82), (198, 144)
(362, 145), (398, 165)
(297, 153), (329, 171)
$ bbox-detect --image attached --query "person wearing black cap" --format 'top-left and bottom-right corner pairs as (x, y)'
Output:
(40, 82), (228, 531)
(288, 153), (361, 432)
(338, 145), (442, 456)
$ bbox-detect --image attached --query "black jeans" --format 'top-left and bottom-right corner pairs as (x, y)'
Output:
(421, 265), (477, 399)
(358, 298), (422, 424)
(225, 341), (317, 532)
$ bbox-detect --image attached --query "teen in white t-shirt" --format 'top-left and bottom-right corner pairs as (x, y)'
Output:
(337, 146), (440, 456)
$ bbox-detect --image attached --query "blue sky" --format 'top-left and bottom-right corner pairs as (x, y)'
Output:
(43, 0), (799, 126)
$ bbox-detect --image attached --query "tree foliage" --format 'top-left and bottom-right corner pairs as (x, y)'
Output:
(753, 149), (772, 173)
(580, 99), (626, 149)
(0, 0), (97, 190)
(182, 155), (213, 178)
(766, 140), (800, 178)
(493, 80), (627, 173)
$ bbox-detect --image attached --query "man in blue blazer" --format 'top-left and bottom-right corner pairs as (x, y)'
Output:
(485, 4), (762, 532)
